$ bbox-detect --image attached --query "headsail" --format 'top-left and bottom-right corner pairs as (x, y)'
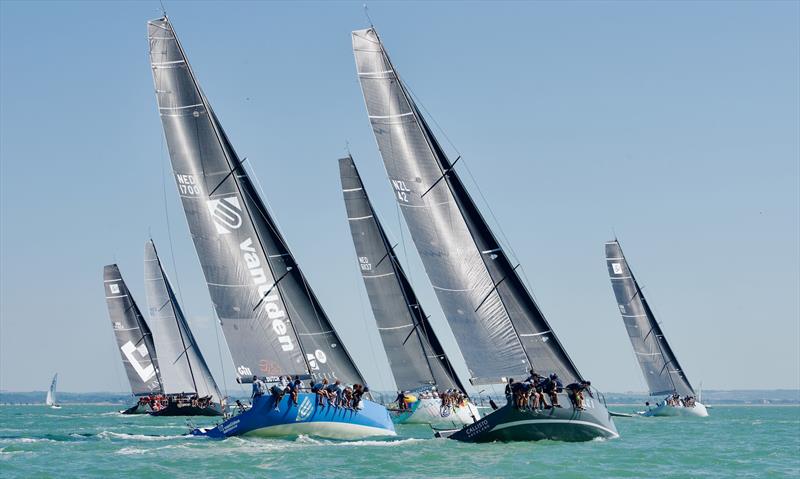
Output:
(352, 28), (581, 385)
(148, 17), (363, 384)
(46, 374), (57, 406)
(605, 240), (695, 397)
(104, 264), (163, 396)
(144, 240), (222, 401)
(339, 155), (463, 392)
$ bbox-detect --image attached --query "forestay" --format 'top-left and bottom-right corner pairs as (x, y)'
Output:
(148, 17), (363, 384)
(339, 155), (463, 392)
(352, 28), (581, 385)
(605, 240), (695, 397)
(104, 264), (164, 396)
(144, 240), (222, 402)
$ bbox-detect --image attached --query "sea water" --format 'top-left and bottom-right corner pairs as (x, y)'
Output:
(0, 405), (797, 478)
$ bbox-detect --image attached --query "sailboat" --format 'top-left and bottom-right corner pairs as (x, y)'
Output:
(147, 16), (394, 439)
(604, 240), (708, 417)
(339, 155), (480, 427)
(104, 264), (165, 415)
(352, 28), (618, 442)
(46, 374), (61, 409)
(143, 240), (223, 416)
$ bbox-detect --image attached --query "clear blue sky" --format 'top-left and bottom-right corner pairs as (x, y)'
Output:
(1, 1), (798, 394)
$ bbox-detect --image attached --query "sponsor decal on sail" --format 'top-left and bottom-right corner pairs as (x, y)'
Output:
(612, 263), (623, 275)
(120, 340), (156, 382)
(207, 196), (243, 234)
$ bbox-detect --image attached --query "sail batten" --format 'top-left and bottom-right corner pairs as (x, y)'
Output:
(352, 28), (582, 384)
(104, 265), (164, 396)
(148, 17), (363, 384)
(605, 240), (695, 397)
(339, 156), (464, 392)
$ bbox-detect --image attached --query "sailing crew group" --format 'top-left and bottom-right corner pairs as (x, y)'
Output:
(506, 371), (594, 412)
(250, 375), (371, 412)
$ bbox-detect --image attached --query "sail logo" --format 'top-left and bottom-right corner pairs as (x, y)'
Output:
(207, 196), (243, 234)
(120, 340), (156, 382)
(237, 365), (253, 377)
(296, 396), (313, 422)
(612, 263), (623, 275)
(306, 350), (327, 370)
(240, 238), (295, 353)
(109, 284), (120, 294)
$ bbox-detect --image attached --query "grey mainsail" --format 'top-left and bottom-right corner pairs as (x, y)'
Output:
(148, 16), (363, 384)
(352, 28), (581, 385)
(104, 264), (163, 396)
(605, 240), (695, 397)
(144, 240), (222, 401)
(339, 155), (463, 392)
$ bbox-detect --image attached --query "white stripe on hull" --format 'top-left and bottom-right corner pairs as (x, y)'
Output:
(240, 422), (397, 440)
(490, 418), (620, 438)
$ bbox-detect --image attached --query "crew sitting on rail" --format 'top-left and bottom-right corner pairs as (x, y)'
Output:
(286, 377), (301, 406)
(351, 384), (366, 410)
(270, 383), (286, 411)
(251, 376), (265, 400)
(524, 370), (546, 410)
(543, 373), (563, 408)
(505, 378), (515, 405)
(325, 380), (342, 407)
(565, 380), (592, 410)
(311, 378), (329, 406)
(684, 396), (696, 407)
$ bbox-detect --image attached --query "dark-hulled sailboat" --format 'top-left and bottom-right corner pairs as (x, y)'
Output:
(339, 155), (480, 426)
(104, 264), (164, 414)
(143, 240), (223, 416)
(352, 27), (618, 442)
(147, 16), (394, 439)
(605, 240), (708, 417)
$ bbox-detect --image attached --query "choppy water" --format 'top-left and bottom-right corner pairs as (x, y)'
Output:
(1, 405), (797, 478)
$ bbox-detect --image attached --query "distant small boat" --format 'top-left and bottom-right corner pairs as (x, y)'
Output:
(605, 240), (709, 418)
(46, 374), (61, 409)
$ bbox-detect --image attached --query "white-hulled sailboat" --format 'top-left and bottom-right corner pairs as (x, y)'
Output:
(46, 374), (61, 409)
(339, 155), (480, 427)
(605, 240), (708, 417)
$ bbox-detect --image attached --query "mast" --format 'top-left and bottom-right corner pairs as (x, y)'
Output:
(352, 28), (582, 385)
(148, 16), (364, 384)
(339, 155), (464, 392)
(605, 240), (695, 397)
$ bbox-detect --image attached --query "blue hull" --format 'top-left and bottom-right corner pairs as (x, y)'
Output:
(191, 393), (396, 440)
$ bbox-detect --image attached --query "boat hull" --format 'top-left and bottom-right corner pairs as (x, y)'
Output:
(149, 402), (223, 417)
(120, 403), (150, 415)
(392, 398), (481, 426)
(192, 393), (396, 440)
(641, 401), (709, 417)
(439, 394), (618, 443)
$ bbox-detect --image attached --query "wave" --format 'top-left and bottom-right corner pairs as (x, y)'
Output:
(97, 431), (186, 441)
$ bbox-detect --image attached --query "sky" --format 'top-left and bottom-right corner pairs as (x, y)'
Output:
(1, 1), (798, 395)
